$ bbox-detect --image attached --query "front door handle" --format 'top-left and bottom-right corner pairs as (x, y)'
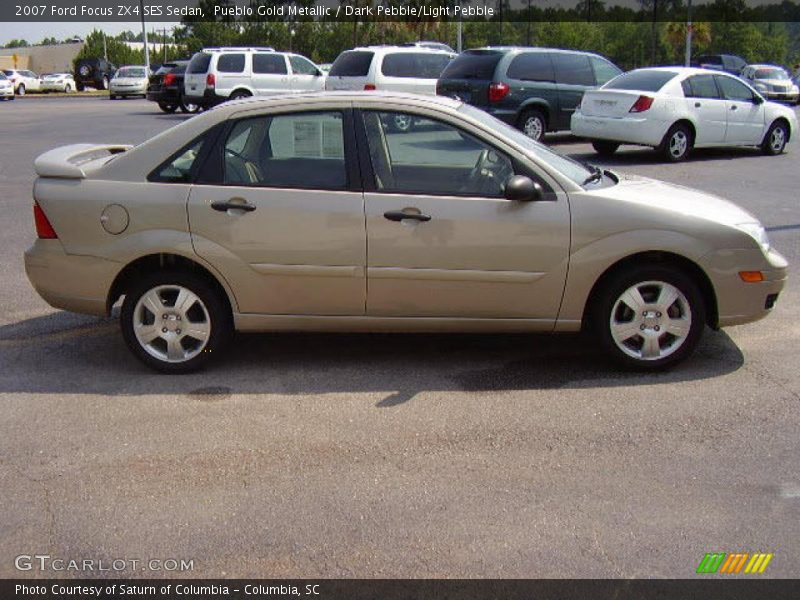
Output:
(384, 210), (431, 222)
(694, 102), (701, 107)
(730, 105), (738, 111)
(211, 199), (257, 213)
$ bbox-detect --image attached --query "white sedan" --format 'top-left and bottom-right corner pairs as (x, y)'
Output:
(571, 67), (797, 161)
(40, 73), (76, 93)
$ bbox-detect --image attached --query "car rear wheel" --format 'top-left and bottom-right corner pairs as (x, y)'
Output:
(228, 90), (252, 101)
(659, 123), (692, 162)
(518, 109), (546, 142)
(101, 76), (109, 90)
(64, 84), (72, 93)
(158, 101), (178, 113)
(592, 140), (620, 156)
(593, 266), (705, 370)
(16, 84), (25, 96)
(180, 98), (200, 113)
(109, 94), (116, 100)
(121, 271), (232, 373)
(762, 120), (788, 155)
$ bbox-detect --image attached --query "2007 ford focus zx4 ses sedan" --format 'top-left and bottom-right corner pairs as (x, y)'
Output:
(25, 92), (787, 373)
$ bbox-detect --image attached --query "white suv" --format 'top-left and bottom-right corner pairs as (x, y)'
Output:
(184, 47), (326, 108)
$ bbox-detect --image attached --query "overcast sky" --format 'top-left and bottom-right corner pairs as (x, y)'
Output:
(0, 22), (181, 46)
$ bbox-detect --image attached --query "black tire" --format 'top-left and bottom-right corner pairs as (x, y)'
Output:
(76, 83), (85, 92)
(158, 101), (178, 113)
(121, 270), (233, 374)
(592, 140), (620, 156)
(659, 123), (692, 162)
(592, 265), (706, 370)
(387, 113), (414, 133)
(65, 84), (72, 93)
(518, 109), (547, 142)
(228, 90), (252, 101)
(109, 94), (116, 100)
(8, 95), (14, 101)
(180, 98), (200, 113)
(16, 84), (25, 96)
(101, 76), (109, 90)
(761, 120), (788, 155)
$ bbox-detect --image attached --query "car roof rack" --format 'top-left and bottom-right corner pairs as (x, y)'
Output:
(202, 47), (275, 53)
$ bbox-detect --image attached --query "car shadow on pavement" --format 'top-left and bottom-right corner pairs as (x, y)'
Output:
(568, 145), (766, 166)
(0, 311), (745, 405)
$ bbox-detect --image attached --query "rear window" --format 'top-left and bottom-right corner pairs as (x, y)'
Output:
(117, 67), (146, 78)
(329, 51), (374, 77)
(506, 52), (554, 82)
(440, 51), (503, 80)
(381, 53), (452, 79)
(604, 70), (678, 91)
(696, 55), (721, 65)
(188, 53), (212, 74)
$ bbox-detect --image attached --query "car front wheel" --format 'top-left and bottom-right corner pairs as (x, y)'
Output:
(593, 266), (705, 370)
(121, 271), (232, 373)
(762, 120), (788, 155)
(518, 109), (546, 142)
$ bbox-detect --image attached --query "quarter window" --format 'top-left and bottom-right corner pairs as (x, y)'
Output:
(223, 112), (346, 189)
(217, 53), (245, 73)
(362, 111), (515, 197)
(253, 54), (287, 75)
(150, 137), (206, 183)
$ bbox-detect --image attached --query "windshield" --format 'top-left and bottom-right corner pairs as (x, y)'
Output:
(458, 104), (595, 186)
(116, 67), (146, 78)
(754, 68), (788, 80)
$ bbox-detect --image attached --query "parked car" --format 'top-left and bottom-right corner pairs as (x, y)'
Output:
(74, 57), (116, 91)
(740, 64), (799, 104)
(109, 66), (149, 99)
(2, 69), (41, 95)
(25, 92), (787, 373)
(40, 73), (76, 93)
(0, 72), (14, 100)
(436, 47), (622, 142)
(183, 47), (326, 109)
(147, 61), (199, 113)
(691, 54), (747, 76)
(571, 67), (797, 161)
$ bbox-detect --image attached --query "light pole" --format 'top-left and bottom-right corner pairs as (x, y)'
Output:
(139, 0), (150, 71)
(684, 0), (693, 67)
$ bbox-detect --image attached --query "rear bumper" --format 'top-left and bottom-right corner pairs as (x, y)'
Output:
(571, 112), (667, 146)
(699, 247), (788, 327)
(184, 88), (223, 108)
(24, 239), (120, 317)
(147, 88), (181, 104)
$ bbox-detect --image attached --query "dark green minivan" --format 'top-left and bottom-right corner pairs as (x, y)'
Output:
(436, 47), (622, 141)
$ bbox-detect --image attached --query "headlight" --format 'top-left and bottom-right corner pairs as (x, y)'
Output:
(737, 222), (770, 252)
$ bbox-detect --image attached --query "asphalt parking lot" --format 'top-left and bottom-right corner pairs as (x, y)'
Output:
(1, 96), (798, 578)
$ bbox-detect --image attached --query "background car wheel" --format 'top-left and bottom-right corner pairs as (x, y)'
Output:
(121, 271), (232, 374)
(179, 98), (200, 113)
(518, 109), (546, 142)
(593, 265), (706, 370)
(762, 120), (788, 155)
(76, 83), (85, 92)
(64, 84), (72, 93)
(16, 84), (25, 96)
(101, 76), (109, 90)
(592, 140), (620, 156)
(228, 90), (252, 101)
(109, 94), (116, 100)
(659, 123), (692, 162)
(388, 113), (414, 133)
(158, 101), (178, 113)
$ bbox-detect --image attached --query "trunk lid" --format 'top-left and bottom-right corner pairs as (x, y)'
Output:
(580, 90), (649, 118)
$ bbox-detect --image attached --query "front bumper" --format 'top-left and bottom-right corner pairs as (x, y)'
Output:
(24, 239), (120, 316)
(110, 86), (147, 96)
(760, 90), (799, 103)
(699, 247), (788, 327)
(0, 86), (13, 97)
(571, 112), (667, 146)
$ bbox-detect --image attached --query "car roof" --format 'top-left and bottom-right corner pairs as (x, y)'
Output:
(348, 45), (454, 55)
(625, 66), (740, 78)
(467, 46), (605, 58)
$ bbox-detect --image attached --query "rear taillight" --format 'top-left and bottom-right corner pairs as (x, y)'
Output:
(363, 83), (376, 91)
(163, 73), (176, 86)
(488, 82), (510, 103)
(33, 203), (57, 239)
(629, 95), (654, 113)
(206, 73), (215, 87)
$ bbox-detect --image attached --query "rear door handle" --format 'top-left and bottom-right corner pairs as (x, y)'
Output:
(730, 105), (738, 110)
(694, 102), (701, 107)
(211, 199), (256, 213)
(384, 210), (431, 222)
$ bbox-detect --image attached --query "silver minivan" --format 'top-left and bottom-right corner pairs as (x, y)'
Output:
(184, 47), (326, 109)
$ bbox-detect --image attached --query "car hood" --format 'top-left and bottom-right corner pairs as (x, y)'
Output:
(592, 172), (759, 227)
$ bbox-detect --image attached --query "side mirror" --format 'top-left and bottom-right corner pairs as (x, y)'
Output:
(752, 95), (764, 105)
(505, 175), (543, 202)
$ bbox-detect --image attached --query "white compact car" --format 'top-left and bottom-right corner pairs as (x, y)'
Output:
(2, 69), (41, 95)
(183, 47), (326, 109)
(740, 64), (799, 104)
(571, 67), (797, 161)
(0, 72), (14, 100)
(40, 73), (76, 93)
(109, 66), (149, 99)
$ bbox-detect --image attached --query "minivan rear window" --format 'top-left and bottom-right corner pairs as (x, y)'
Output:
(381, 53), (452, 79)
(604, 70), (678, 91)
(439, 51), (503, 80)
(187, 53), (212, 74)
(329, 51), (374, 77)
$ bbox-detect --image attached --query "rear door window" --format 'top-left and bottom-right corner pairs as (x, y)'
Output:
(683, 74), (721, 99)
(253, 54), (287, 75)
(552, 54), (595, 86)
(506, 53), (554, 82)
(329, 51), (374, 77)
(217, 54), (245, 73)
(439, 51), (503, 80)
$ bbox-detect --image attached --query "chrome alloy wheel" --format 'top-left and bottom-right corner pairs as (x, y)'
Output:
(668, 130), (688, 159)
(523, 116), (544, 141)
(770, 126), (786, 153)
(133, 285), (211, 363)
(609, 280), (692, 361)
